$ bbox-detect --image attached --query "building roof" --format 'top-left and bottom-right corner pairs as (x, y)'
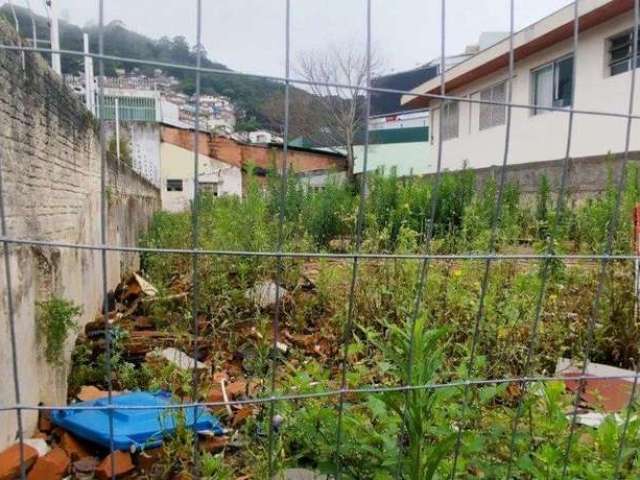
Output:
(402, 0), (634, 108)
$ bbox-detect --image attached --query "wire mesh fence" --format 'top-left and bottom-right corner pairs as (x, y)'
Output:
(1, 0), (640, 479)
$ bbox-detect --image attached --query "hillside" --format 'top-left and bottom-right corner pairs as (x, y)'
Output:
(0, 5), (288, 129)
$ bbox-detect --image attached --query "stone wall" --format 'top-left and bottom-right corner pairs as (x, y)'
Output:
(0, 19), (160, 449)
(470, 152), (640, 204)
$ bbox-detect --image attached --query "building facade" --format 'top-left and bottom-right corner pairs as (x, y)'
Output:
(159, 125), (347, 211)
(160, 125), (243, 212)
(402, 0), (640, 173)
(354, 111), (431, 176)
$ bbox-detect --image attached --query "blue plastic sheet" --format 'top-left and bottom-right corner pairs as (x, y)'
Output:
(51, 391), (223, 450)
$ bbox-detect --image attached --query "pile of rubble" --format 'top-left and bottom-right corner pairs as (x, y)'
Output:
(0, 265), (344, 479)
(0, 413), (136, 480)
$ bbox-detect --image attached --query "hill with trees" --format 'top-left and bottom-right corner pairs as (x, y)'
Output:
(0, 5), (290, 129)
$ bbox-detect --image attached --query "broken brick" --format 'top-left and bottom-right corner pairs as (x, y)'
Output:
(60, 432), (91, 461)
(0, 443), (39, 480)
(95, 451), (135, 480)
(232, 406), (254, 427)
(208, 388), (225, 404)
(27, 447), (70, 480)
(225, 380), (247, 398)
(563, 373), (634, 413)
(200, 436), (229, 453)
(77, 385), (110, 402)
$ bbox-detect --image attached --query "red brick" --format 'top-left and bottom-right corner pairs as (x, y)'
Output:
(200, 436), (229, 453)
(232, 406), (254, 427)
(95, 451), (134, 480)
(225, 380), (247, 398)
(0, 443), (39, 480)
(60, 432), (91, 461)
(27, 448), (70, 480)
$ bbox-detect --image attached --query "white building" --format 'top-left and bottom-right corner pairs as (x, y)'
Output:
(248, 130), (277, 144)
(402, 0), (640, 173)
(354, 111), (431, 176)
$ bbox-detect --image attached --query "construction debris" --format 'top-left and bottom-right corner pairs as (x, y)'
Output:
(23, 438), (49, 457)
(26, 447), (70, 480)
(146, 347), (209, 373)
(51, 391), (222, 450)
(132, 272), (158, 297)
(76, 385), (110, 402)
(279, 468), (328, 480)
(0, 443), (39, 480)
(60, 432), (92, 462)
(72, 456), (99, 476)
(95, 451), (135, 480)
(246, 281), (288, 308)
(557, 358), (638, 413)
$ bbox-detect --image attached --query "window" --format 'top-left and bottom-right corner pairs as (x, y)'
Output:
(198, 182), (218, 196)
(479, 81), (506, 130)
(441, 101), (459, 141)
(609, 29), (640, 76)
(532, 55), (574, 115)
(166, 179), (183, 192)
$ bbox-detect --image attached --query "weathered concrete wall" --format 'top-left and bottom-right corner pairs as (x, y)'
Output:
(469, 152), (640, 203)
(104, 121), (161, 187)
(0, 20), (160, 449)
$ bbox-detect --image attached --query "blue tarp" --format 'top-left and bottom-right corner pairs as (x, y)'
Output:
(51, 391), (223, 450)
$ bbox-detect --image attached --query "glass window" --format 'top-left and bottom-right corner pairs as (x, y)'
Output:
(166, 179), (183, 191)
(555, 56), (574, 107)
(479, 81), (506, 130)
(441, 101), (459, 141)
(199, 182), (218, 196)
(609, 29), (640, 76)
(532, 56), (573, 115)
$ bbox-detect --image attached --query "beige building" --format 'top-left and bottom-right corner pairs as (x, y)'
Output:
(402, 0), (640, 172)
(160, 125), (242, 212)
(160, 143), (243, 212)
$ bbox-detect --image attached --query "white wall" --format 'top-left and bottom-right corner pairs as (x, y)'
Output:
(353, 142), (434, 176)
(430, 11), (640, 172)
(300, 171), (347, 189)
(160, 142), (242, 212)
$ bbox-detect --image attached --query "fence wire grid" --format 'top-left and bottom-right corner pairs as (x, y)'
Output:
(1, 0), (640, 479)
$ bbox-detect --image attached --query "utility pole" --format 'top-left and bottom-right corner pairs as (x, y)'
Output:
(83, 33), (95, 114)
(47, 0), (61, 75)
(115, 98), (121, 163)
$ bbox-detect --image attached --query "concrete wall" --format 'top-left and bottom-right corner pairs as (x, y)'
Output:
(353, 142), (433, 176)
(0, 20), (160, 449)
(429, 8), (640, 172)
(103, 121), (161, 187)
(467, 151), (640, 201)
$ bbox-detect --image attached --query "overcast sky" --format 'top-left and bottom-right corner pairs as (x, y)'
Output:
(29, 0), (572, 77)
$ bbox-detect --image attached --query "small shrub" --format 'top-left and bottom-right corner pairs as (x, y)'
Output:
(37, 296), (82, 365)
(201, 452), (233, 480)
